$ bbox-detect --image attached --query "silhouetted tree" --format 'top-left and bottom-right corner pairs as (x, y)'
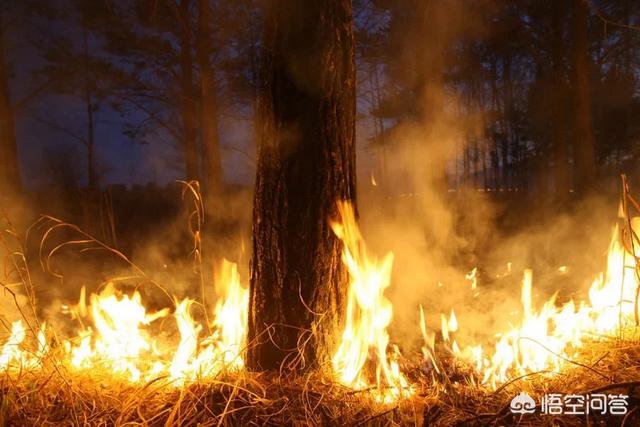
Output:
(571, 0), (596, 194)
(0, 13), (20, 196)
(196, 0), (223, 203)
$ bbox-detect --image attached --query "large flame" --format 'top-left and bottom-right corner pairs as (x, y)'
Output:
(446, 221), (640, 388)
(331, 201), (410, 402)
(2, 258), (248, 385)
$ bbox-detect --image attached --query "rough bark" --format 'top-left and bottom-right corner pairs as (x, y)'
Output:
(196, 0), (224, 203)
(248, 0), (356, 371)
(179, 0), (199, 181)
(0, 25), (20, 196)
(570, 0), (596, 194)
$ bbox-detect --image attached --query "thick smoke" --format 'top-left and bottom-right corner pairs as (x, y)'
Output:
(355, 106), (620, 354)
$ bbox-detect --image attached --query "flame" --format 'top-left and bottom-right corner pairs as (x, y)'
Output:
(0, 321), (47, 371)
(66, 283), (169, 381)
(54, 259), (248, 384)
(419, 305), (439, 373)
(331, 201), (410, 402)
(449, 222), (640, 388)
(169, 298), (202, 381)
(211, 259), (248, 369)
(0, 321), (26, 370)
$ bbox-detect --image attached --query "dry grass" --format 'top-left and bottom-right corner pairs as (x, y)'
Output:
(0, 362), (427, 426)
(1, 333), (640, 426)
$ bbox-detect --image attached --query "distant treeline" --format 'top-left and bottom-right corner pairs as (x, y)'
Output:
(0, 0), (639, 206)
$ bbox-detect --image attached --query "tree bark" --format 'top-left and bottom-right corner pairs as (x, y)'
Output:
(248, 0), (356, 371)
(550, 1), (570, 202)
(570, 0), (596, 194)
(179, 0), (199, 181)
(0, 24), (20, 196)
(196, 0), (224, 203)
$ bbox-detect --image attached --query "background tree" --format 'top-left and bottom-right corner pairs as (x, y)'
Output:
(571, 0), (596, 194)
(33, 0), (111, 193)
(248, 0), (356, 370)
(0, 10), (20, 196)
(197, 0), (223, 204)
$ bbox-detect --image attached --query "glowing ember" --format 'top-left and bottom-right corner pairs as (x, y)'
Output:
(466, 267), (478, 290)
(330, 201), (411, 402)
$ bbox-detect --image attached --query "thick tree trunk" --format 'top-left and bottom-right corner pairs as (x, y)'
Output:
(196, 0), (224, 203)
(248, 0), (356, 371)
(570, 0), (596, 194)
(179, 0), (199, 181)
(0, 26), (20, 196)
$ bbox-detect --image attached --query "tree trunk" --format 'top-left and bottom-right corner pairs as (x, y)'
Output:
(82, 28), (96, 192)
(196, 0), (224, 204)
(0, 24), (20, 196)
(489, 58), (500, 191)
(501, 55), (511, 190)
(248, 0), (356, 371)
(179, 0), (199, 181)
(550, 2), (570, 202)
(570, 0), (596, 194)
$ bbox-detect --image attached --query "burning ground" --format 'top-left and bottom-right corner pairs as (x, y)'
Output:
(2, 184), (640, 426)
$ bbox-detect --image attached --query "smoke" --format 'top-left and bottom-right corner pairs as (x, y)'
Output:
(352, 0), (622, 351)
(356, 118), (621, 353)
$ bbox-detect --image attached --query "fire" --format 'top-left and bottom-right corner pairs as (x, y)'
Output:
(1, 258), (248, 385)
(3, 202), (638, 404)
(331, 201), (411, 402)
(66, 283), (170, 381)
(0, 321), (47, 371)
(176, 259), (249, 381)
(0, 321), (26, 370)
(210, 259), (248, 369)
(449, 221), (640, 388)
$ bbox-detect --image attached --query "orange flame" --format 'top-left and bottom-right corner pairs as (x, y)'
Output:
(449, 222), (640, 388)
(331, 201), (410, 402)
(54, 259), (248, 384)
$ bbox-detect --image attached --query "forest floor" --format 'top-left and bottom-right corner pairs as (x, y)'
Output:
(2, 335), (639, 426)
